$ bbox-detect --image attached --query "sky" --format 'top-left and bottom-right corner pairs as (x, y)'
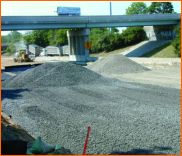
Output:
(1, 1), (181, 35)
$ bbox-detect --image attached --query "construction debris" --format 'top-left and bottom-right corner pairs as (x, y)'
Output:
(2, 113), (34, 154)
(27, 137), (71, 154)
(2, 113), (72, 155)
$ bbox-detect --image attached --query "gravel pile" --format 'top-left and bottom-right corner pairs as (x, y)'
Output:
(4, 62), (108, 89)
(88, 54), (149, 75)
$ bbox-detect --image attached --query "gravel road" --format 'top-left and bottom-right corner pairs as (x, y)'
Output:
(2, 61), (180, 154)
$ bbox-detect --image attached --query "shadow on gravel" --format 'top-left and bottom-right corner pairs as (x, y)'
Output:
(110, 146), (173, 154)
(4, 65), (36, 73)
(2, 89), (30, 100)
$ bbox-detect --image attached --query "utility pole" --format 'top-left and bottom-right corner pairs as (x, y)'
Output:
(110, 2), (112, 16)
(109, 2), (112, 32)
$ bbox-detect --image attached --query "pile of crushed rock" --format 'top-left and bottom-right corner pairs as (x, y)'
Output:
(88, 54), (149, 75)
(3, 62), (108, 89)
(3, 55), (148, 89)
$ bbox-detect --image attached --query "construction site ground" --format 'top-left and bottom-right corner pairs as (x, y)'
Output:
(2, 55), (180, 89)
(95, 57), (180, 89)
(2, 55), (180, 154)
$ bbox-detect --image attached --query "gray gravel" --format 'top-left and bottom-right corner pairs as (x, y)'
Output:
(2, 61), (180, 154)
(88, 54), (149, 75)
(2, 72), (14, 81)
(2, 82), (180, 154)
(3, 62), (109, 89)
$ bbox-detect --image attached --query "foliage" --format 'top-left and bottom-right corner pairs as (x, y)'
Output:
(47, 29), (68, 46)
(126, 2), (148, 15)
(126, 2), (174, 15)
(6, 43), (16, 55)
(172, 25), (180, 57)
(2, 31), (22, 55)
(148, 2), (174, 14)
(122, 3), (148, 53)
(90, 27), (147, 53)
(2, 31), (22, 44)
(90, 28), (110, 53)
(122, 27), (147, 45)
(2, 36), (8, 44)
(24, 30), (49, 47)
(148, 2), (175, 37)
(124, 3), (148, 50)
(98, 33), (121, 52)
(24, 29), (68, 47)
(110, 28), (119, 33)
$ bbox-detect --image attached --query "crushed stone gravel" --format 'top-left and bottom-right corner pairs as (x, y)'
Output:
(2, 60), (180, 154)
(2, 83), (180, 154)
(88, 54), (149, 75)
(3, 62), (109, 89)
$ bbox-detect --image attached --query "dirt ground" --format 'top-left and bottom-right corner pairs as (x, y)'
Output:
(108, 65), (180, 89)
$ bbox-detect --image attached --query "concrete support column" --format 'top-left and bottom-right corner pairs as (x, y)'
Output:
(67, 29), (90, 62)
(144, 25), (176, 41)
(143, 26), (157, 41)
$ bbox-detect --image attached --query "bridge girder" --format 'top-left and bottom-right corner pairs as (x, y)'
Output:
(2, 14), (180, 31)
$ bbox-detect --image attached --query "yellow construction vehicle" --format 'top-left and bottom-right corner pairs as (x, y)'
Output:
(14, 50), (33, 63)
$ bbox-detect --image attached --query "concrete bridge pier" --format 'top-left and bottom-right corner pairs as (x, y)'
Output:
(67, 29), (90, 62)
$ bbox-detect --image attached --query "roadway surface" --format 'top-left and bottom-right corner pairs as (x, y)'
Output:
(2, 64), (180, 154)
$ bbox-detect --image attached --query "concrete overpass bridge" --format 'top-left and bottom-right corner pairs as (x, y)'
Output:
(2, 14), (180, 61)
(1, 14), (180, 30)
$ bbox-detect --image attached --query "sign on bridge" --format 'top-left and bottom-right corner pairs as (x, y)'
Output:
(57, 7), (81, 16)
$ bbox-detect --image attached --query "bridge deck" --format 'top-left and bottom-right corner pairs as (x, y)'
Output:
(2, 14), (180, 30)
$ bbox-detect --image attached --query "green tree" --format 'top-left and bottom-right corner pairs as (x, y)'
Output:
(2, 31), (22, 44)
(172, 25), (180, 57)
(47, 30), (56, 45)
(2, 36), (8, 44)
(6, 43), (16, 55)
(10, 31), (22, 42)
(24, 29), (68, 47)
(148, 2), (174, 14)
(98, 33), (119, 52)
(2, 31), (22, 55)
(90, 28), (110, 53)
(126, 2), (148, 15)
(125, 2), (148, 46)
(24, 30), (49, 47)
(148, 2), (175, 38)
(23, 32), (33, 44)
(121, 27), (147, 45)
(110, 28), (119, 33)
(52, 29), (68, 45)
